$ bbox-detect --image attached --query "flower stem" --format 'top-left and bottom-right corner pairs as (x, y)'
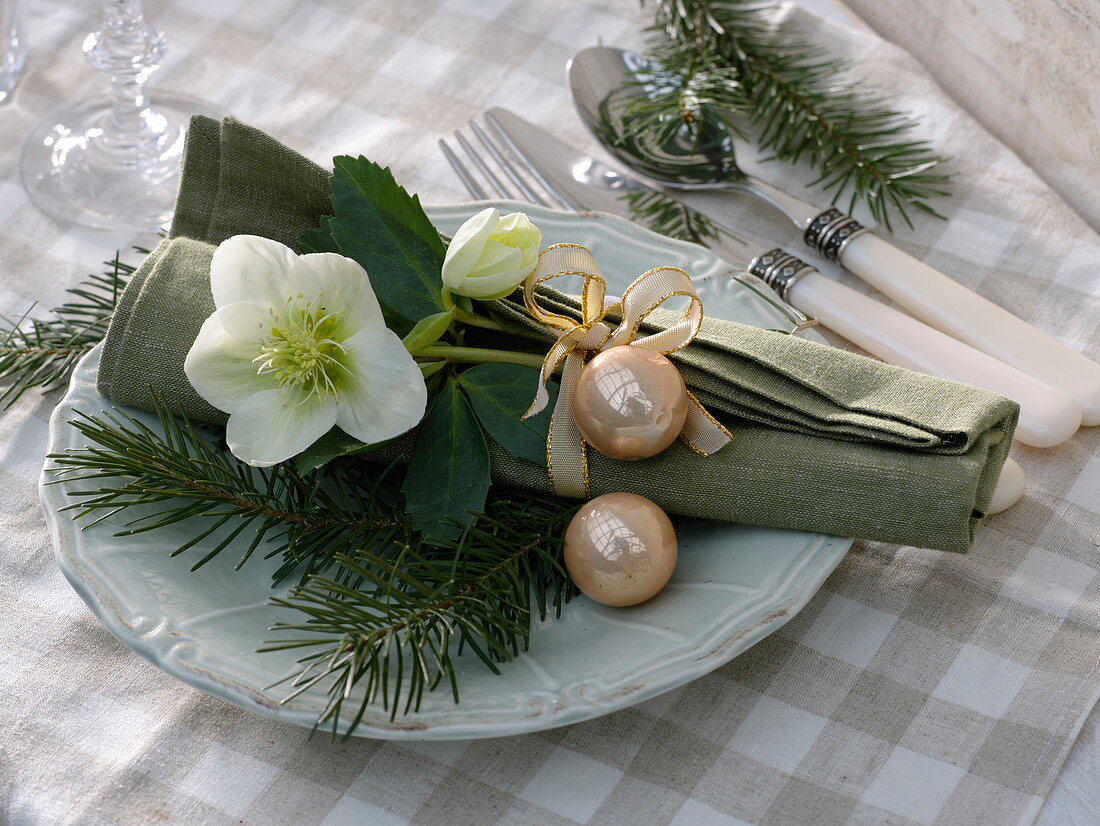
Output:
(416, 345), (545, 370)
(453, 306), (506, 332)
(440, 287), (456, 311)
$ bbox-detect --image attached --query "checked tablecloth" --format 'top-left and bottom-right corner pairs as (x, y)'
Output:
(2, 1), (1099, 824)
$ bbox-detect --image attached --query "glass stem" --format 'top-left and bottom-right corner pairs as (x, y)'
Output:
(84, 0), (172, 162)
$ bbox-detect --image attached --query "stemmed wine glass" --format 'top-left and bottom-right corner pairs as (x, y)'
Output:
(0, 0), (26, 105)
(20, 0), (225, 232)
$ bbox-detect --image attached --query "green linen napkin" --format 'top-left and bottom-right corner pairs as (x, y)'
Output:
(96, 116), (1019, 552)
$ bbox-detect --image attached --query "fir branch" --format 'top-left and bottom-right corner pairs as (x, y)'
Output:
(47, 402), (579, 730)
(617, 58), (747, 149)
(0, 251), (137, 408)
(47, 400), (409, 583)
(624, 189), (720, 245)
(642, 0), (952, 229)
(264, 493), (576, 733)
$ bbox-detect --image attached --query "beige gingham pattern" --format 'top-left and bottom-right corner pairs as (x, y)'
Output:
(2, 1), (1098, 824)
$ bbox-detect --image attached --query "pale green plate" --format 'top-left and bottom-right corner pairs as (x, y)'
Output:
(41, 203), (851, 739)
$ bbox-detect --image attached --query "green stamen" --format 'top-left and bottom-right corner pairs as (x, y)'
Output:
(253, 297), (348, 401)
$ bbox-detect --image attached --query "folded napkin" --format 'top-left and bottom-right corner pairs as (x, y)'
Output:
(97, 116), (1019, 552)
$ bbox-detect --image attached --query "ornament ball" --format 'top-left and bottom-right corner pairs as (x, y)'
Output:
(572, 345), (688, 460)
(564, 492), (678, 607)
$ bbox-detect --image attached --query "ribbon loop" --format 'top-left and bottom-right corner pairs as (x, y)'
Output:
(523, 243), (607, 332)
(522, 244), (732, 498)
(607, 266), (703, 353)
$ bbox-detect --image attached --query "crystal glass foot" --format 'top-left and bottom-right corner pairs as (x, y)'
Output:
(20, 0), (226, 233)
(21, 92), (224, 232)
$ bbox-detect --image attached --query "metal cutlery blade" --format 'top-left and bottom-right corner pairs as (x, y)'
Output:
(484, 108), (771, 271)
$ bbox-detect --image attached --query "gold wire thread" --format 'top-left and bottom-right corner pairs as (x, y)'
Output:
(679, 433), (711, 458)
(679, 389), (734, 457)
(620, 289), (701, 355)
(581, 437), (591, 498)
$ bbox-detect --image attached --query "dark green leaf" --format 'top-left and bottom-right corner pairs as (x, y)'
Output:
(402, 377), (490, 542)
(327, 156), (446, 333)
(457, 364), (555, 466)
(298, 215), (341, 254)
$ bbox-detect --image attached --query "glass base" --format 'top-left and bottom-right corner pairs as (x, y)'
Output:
(20, 91), (227, 233)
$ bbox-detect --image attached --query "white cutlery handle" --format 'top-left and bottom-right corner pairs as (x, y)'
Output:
(839, 232), (1100, 426)
(788, 272), (1082, 448)
(990, 457), (1025, 514)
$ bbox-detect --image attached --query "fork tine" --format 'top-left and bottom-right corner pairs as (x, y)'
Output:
(454, 130), (511, 200)
(439, 138), (487, 200)
(468, 120), (549, 206)
(482, 111), (576, 212)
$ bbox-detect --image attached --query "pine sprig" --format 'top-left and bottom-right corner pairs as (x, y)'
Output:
(617, 59), (747, 149)
(625, 190), (720, 245)
(47, 402), (579, 730)
(264, 494), (576, 734)
(47, 400), (410, 583)
(643, 0), (952, 229)
(0, 251), (137, 408)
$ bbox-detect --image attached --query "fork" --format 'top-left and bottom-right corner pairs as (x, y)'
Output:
(437, 116), (1081, 448)
(440, 122), (816, 334)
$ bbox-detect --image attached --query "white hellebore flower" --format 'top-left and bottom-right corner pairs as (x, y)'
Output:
(184, 235), (427, 467)
(441, 208), (541, 299)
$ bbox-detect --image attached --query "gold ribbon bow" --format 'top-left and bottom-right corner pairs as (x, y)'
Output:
(522, 243), (732, 498)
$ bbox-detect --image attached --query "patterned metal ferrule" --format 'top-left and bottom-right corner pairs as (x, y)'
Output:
(803, 207), (868, 261)
(748, 249), (818, 301)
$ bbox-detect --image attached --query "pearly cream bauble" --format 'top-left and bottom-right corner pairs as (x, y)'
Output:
(572, 346), (688, 460)
(564, 492), (678, 607)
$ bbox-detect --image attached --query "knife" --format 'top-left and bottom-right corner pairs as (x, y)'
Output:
(484, 107), (1082, 448)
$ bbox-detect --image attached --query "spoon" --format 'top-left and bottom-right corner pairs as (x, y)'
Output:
(568, 45), (1100, 426)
